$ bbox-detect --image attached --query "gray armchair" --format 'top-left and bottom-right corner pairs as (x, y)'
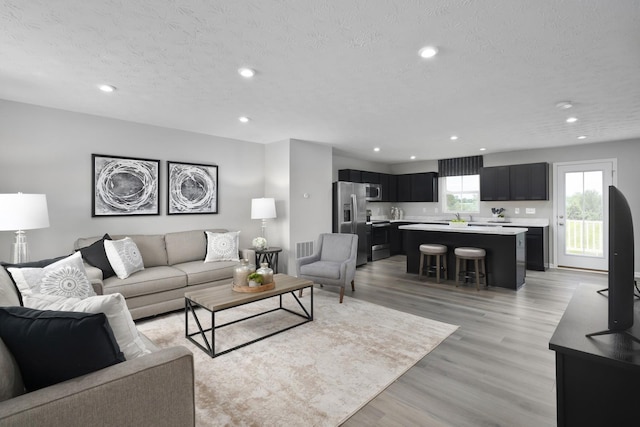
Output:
(296, 233), (358, 303)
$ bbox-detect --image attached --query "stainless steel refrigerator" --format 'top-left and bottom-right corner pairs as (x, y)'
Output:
(333, 181), (368, 266)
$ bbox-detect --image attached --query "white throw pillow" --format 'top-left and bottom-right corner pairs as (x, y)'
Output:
(8, 252), (96, 299)
(204, 231), (240, 262)
(104, 237), (145, 279)
(23, 292), (151, 360)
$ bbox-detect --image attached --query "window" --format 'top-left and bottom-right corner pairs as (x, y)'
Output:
(442, 175), (480, 213)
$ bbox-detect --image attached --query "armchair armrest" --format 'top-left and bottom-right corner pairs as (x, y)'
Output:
(0, 346), (195, 427)
(295, 253), (321, 273)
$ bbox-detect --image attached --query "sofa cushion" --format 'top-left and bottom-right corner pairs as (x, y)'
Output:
(78, 233), (116, 279)
(299, 261), (341, 280)
(102, 266), (187, 298)
(105, 237), (145, 279)
(0, 337), (24, 401)
(0, 307), (125, 392)
(165, 229), (229, 265)
(0, 268), (22, 307)
(7, 252), (96, 299)
(205, 231), (241, 262)
(24, 292), (151, 360)
(123, 234), (168, 267)
(173, 260), (236, 286)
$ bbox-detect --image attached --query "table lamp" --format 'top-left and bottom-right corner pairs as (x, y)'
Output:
(251, 198), (276, 248)
(0, 193), (50, 263)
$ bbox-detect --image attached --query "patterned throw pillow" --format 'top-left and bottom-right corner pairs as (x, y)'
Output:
(104, 237), (145, 279)
(204, 231), (240, 262)
(7, 252), (96, 299)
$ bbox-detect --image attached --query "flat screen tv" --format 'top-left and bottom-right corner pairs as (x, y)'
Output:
(587, 185), (637, 341)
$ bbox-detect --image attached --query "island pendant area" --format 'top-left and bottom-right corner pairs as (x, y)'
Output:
(400, 224), (527, 290)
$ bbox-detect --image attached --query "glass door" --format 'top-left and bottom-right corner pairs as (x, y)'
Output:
(556, 161), (614, 270)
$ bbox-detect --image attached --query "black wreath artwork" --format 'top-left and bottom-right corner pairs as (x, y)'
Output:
(168, 162), (217, 214)
(93, 155), (159, 216)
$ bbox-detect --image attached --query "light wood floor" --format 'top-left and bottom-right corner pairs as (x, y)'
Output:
(331, 255), (607, 427)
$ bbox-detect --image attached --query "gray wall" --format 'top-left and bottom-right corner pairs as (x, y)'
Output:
(0, 100), (265, 261)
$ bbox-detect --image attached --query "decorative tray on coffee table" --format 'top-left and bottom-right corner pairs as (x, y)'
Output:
(232, 282), (275, 293)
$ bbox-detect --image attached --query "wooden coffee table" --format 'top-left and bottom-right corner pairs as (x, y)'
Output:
(184, 274), (314, 358)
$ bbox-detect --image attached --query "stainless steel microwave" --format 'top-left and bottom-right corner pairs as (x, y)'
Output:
(365, 183), (382, 201)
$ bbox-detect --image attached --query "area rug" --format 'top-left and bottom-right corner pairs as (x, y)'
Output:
(136, 288), (458, 426)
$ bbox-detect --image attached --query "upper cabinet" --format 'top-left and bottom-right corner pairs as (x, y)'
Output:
(338, 169), (437, 202)
(509, 162), (549, 200)
(480, 162), (549, 201)
(480, 166), (510, 201)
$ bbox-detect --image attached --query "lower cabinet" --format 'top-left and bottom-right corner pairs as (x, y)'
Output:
(505, 225), (548, 271)
(390, 222), (410, 255)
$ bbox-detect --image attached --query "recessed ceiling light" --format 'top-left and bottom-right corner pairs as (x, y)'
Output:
(410, 155), (416, 160)
(479, 148), (487, 151)
(239, 116), (250, 123)
(450, 135), (458, 141)
(566, 117), (578, 123)
(238, 67), (255, 78)
(556, 101), (573, 109)
(577, 135), (587, 140)
(98, 84), (116, 93)
(373, 147), (380, 152)
(418, 46), (438, 58)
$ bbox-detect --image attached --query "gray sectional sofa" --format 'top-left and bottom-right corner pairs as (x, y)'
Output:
(75, 229), (254, 320)
(0, 266), (195, 427)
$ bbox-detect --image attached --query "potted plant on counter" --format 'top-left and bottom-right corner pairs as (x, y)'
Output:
(491, 207), (506, 222)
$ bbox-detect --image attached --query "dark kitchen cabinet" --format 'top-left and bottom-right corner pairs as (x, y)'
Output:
(480, 166), (510, 201)
(380, 174), (396, 202)
(338, 169), (362, 183)
(361, 171), (380, 184)
(479, 162), (549, 201)
(338, 169), (437, 202)
(390, 222), (410, 255)
(509, 162), (549, 200)
(504, 225), (548, 271)
(396, 175), (412, 202)
(411, 172), (438, 202)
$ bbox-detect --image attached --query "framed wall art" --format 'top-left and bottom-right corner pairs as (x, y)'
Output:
(92, 154), (160, 216)
(167, 161), (218, 214)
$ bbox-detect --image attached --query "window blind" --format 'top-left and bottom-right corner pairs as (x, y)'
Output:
(438, 155), (483, 177)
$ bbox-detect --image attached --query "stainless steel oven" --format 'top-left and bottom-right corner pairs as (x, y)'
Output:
(370, 221), (391, 260)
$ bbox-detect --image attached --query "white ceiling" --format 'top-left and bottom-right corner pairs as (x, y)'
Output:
(1, 0), (639, 163)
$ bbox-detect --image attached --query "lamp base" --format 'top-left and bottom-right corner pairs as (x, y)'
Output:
(11, 230), (29, 264)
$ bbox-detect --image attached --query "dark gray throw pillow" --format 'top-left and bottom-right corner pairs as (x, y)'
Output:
(0, 306), (125, 392)
(78, 233), (116, 279)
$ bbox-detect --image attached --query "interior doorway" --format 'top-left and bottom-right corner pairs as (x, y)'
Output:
(554, 160), (616, 270)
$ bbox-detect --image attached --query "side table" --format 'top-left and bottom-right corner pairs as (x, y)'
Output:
(254, 247), (282, 273)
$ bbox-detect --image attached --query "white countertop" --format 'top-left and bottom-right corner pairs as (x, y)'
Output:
(399, 223), (528, 235)
(385, 216), (549, 227)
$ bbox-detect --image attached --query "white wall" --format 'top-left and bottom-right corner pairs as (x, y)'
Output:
(265, 139), (333, 274)
(0, 100), (265, 261)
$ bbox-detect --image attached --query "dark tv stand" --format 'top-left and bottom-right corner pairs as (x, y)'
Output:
(585, 328), (640, 344)
(550, 284), (640, 426)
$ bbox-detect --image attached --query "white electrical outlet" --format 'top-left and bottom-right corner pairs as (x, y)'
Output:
(435, 207), (438, 213)
(514, 208), (520, 214)
(526, 208), (536, 214)
(422, 207), (427, 213)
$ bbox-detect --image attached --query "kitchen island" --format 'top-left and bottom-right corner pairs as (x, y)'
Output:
(399, 224), (528, 290)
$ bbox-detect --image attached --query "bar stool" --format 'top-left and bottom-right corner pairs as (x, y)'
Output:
(454, 247), (487, 290)
(419, 244), (448, 283)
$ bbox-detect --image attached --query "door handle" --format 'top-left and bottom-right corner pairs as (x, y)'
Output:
(559, 222), (565, 226)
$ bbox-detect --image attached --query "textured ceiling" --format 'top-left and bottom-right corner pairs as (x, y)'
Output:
(1, 0), (639, 163)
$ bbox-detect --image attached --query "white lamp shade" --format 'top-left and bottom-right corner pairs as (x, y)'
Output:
(0, 193), (50, 231)
(251, 198), (276, 220)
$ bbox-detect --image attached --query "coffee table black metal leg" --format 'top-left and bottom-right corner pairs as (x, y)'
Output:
(185, 298), (214, 357)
